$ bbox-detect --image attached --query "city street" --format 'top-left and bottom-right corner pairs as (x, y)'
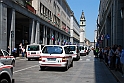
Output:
(13, 51), (118, 83)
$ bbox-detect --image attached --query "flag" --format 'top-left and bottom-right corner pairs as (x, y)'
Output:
(101, 35), (104, 40)
(52, 35), (54, 40)
(105, 34), (110, 39)
(58, 39), (60, 42)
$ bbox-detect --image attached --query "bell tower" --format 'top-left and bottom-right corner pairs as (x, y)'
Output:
(80, 11), (86, 45)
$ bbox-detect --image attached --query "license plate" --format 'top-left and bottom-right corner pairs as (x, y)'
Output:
(47, 58), (56, 61)
(31, 52), (36, 54)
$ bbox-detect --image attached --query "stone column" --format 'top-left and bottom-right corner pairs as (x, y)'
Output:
(59, 33), (62, 45)
(0, 3), (8, 50)
(45, 26), (47, 45)
(9, 9), (15, 54)
(35, 21), (40, 44)
(42, 25), (45, 45)
(30, 19), (35, 44)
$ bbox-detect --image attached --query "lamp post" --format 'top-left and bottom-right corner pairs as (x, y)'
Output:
(94, 40), (95, 49)
(121, 7), (124, 19)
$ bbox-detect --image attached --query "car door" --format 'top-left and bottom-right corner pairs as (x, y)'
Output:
(77, 46), (80, 57)
(2, 50), (11, 65)
(0, 50), (7, 65)
(64, 47), (72, 65)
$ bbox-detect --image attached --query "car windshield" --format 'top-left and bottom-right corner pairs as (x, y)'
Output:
(27, 45), (39, 51)
(68, 46), (75, 51)
(42, 46), (63, 54)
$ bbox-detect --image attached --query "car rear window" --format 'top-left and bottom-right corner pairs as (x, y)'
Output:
(85, 47), (87, 50)
(80, 46), (84, 50)
(42, 46), (63, 54)
(27, 45), (39, 51)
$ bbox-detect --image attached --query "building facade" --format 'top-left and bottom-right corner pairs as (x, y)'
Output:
(0, 0), (80, 54)
(70, 11), (80, 44)
(98, 0), (124, 48)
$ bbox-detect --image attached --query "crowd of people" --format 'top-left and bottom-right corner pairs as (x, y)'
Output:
(93, 44), (124, 77)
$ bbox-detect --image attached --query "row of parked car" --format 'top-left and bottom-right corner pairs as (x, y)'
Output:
(0, 44), (90, 82)
(26, 43), (90, 71)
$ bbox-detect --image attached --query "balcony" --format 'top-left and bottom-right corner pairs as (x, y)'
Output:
(12, 0), (36, 14)
(26, 3), (36, 14)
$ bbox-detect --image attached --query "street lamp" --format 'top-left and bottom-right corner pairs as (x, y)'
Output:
(121, 7), (124, 18)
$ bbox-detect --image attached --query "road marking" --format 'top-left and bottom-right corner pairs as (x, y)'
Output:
(14, 65), (38, 73)
(86, 59), (90, 61)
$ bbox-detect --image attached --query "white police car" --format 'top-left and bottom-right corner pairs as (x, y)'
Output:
(0, 49), (15, 66)
(0, 62), (14, 83)
(39, 45), (73, 71)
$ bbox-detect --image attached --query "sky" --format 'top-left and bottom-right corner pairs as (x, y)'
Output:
(66, 0), (100, 42)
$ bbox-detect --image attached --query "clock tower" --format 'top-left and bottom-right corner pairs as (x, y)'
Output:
(80, 11), (86, 45)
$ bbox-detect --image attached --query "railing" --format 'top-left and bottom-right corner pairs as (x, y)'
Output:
(12, 0), (25, 6)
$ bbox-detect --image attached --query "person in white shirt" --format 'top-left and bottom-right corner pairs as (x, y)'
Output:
(19, 43), (22, 54)
(115, 46), (121, 71)
(21, 46), (25, 57)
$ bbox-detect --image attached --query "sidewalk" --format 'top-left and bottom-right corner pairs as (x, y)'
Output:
(15, 57), (26, 60)
(15, 54), (26, 60)
(103, 61), (124, 83)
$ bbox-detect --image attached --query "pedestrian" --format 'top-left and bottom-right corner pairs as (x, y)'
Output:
(12, 47), (17, 58)
(103, 47), (109, 65)
(21, 46), (25, 57)
(108, 46), (115, 69)
(115, 46), (122, 71)
(99, 48), (103, 62)
(7, 46), (10, 53)
(109, 46), (116, 70)
(120, 49), (124, 77)
(19, 43), (22, 54)
(95, 47), (99, 58)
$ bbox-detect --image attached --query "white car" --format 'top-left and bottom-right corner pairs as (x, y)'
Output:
(64, 45), (80, 60)
(39, 45), (73, 71)
(0, 62), (14, 83)
(0, 49), (15, 66)
(26, 43), (44, 61)
(79, 46), (87, 56)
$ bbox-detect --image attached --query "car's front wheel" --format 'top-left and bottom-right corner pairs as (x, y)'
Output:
(70, 61), (73, 67)
(11, 60), (15, 67)
(0, 79), (9, 83)
(63, 62), (69, 71)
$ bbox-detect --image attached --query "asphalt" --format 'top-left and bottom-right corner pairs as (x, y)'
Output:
(15, 56), (124, 83)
